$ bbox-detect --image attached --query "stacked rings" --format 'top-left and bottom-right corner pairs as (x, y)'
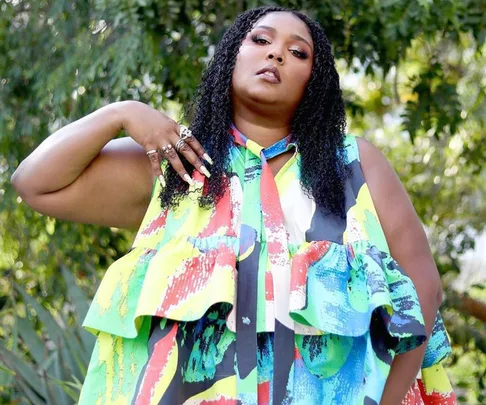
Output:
(175, 138), (186, 151)
(145, 125), (196, 158)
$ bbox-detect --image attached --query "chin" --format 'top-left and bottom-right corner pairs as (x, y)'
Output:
(245, 87), (280, 105)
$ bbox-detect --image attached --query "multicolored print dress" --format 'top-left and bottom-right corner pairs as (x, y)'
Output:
(79, 125), (456, 404)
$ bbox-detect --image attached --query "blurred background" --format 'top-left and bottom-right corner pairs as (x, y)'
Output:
(0, 0), (485, 403)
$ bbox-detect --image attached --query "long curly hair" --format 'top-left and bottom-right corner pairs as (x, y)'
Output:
(159, 6), (349, 217)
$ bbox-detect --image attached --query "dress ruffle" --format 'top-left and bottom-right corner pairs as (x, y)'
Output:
(83, 234), (239, 339)
(83, 236), (431, 359)
(288, 240), (426, 352)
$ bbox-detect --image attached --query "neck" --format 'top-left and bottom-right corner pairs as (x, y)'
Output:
(232, 105), (292, 148)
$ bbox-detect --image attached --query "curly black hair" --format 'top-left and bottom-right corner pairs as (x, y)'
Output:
(159, 6), (349, 217)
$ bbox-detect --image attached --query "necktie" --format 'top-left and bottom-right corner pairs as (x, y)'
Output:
(231, 124), (297, 404)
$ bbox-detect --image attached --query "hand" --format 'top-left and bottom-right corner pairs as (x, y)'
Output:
(117, 100), (212, 187)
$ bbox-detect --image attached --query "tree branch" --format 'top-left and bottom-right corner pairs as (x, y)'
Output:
(444, 288), (486, 324)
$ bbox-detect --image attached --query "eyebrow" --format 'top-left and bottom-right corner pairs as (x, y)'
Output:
(254, 25), (313, 51)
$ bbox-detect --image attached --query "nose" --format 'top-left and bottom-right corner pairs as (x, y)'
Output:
(267, 50), (284, 64)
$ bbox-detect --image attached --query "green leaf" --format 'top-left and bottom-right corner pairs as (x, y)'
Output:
(15, 376), (46, 405)
(0, 343), (45, 397)
(62, 330), (89, 379)
(38, 351), (56, 373)
(0, 363), (15, 389)
(15, 284), (64, 342)
(16, 316), (46, 365)
(50, 375), (82, 402)
(52, 337), (71, 405)
(40, 368), (60, 405)
(61, 264), (95, 352)
(0, 362), (15, 375)
(56, 310), (89, 381)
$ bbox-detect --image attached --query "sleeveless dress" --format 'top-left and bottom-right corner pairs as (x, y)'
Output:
(79, 126), (456, 405)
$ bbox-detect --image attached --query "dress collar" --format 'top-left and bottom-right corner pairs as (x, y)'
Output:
(230, 123), (297, 160)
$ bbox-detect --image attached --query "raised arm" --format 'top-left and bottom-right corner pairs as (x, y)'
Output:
(11, 101), (209, 230)
(356, 137), (442, 404)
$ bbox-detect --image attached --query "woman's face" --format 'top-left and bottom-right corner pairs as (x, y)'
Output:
(231, 11), (314, 115)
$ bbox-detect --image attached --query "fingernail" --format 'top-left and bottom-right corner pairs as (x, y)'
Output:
(202, 153), (214, 165)
(200, 165), (211, 178)
(158, 174), (166, 187)
(183, 174), (194, 185)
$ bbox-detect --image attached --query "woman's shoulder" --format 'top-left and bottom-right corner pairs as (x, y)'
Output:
(342, 135), (399, 197)
(342, 134), (384, 166)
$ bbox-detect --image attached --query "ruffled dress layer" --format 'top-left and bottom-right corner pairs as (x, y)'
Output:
(79, 129), (456, 405)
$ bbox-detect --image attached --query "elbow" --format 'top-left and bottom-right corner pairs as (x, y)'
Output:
(423, 273), (443, 329)
(10, 166), (39, 205)
(414, 267), (443, 319)
(10, 168), (23, 195)
(10, 168), (28, 199)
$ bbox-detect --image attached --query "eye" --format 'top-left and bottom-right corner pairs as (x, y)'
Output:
(290, 49), (309, 60)
(251, 34), (270, 44)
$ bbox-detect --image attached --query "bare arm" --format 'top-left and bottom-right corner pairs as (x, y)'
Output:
(11, 101), (210, 230)
(356, 137), (442, 405)
(11, 102), (153, 230)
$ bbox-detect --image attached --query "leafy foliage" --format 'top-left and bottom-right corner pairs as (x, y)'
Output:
(0, 267), (94, 404)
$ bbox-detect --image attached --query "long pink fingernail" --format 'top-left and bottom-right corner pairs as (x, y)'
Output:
(200, 165), (211, 178)
(183, 174), (194, 185)
(158, 174), (166, 187)
(202, 153), (214, 165)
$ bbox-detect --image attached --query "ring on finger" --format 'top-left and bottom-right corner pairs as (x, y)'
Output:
(161, 144), (173, 155)
(146, 149), (159, 156)
(175, 138), (186, 152)
(179, 124), (194, 141)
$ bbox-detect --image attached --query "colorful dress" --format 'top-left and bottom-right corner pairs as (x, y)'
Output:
(80, 125), (456, 404)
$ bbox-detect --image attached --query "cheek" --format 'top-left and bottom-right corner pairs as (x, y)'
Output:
(231, 56), (244, 87)
(232, 46), (257, 83)
(290, 65), (312, 93)
(235, 45), (255, 68)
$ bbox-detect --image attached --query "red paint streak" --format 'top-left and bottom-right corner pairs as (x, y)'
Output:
(134, 322), (178, 404)
(199, 399), (238, 405)
(260, 165), (284, 234)
(198, 185), (234, 238)
(400, 378), (457, 405)
(260, 163), (287, 269)
(416, 379), (457, 405)
(258, 381), (270, 405)
(141, 210), (168, 236)
(348, 243), (355, 260)
(400, 380), (425, 405)
(290, 242), (331, 293)
(294, 346), (302, 360)
(265, 271), (274, 301)
(155, 245), (236, 317)
(267, 239), (285, 258)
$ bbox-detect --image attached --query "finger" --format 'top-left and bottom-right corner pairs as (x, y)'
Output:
(177, 125), (213, 165)
(174, 138), (211, 179)
(161, 143), (194, 185)
(146, 148), (166, 187)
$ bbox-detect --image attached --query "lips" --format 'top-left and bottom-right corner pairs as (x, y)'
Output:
(256, 65), (281, 83)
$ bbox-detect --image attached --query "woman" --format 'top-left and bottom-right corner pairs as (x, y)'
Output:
(12, 6), (456, 405)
